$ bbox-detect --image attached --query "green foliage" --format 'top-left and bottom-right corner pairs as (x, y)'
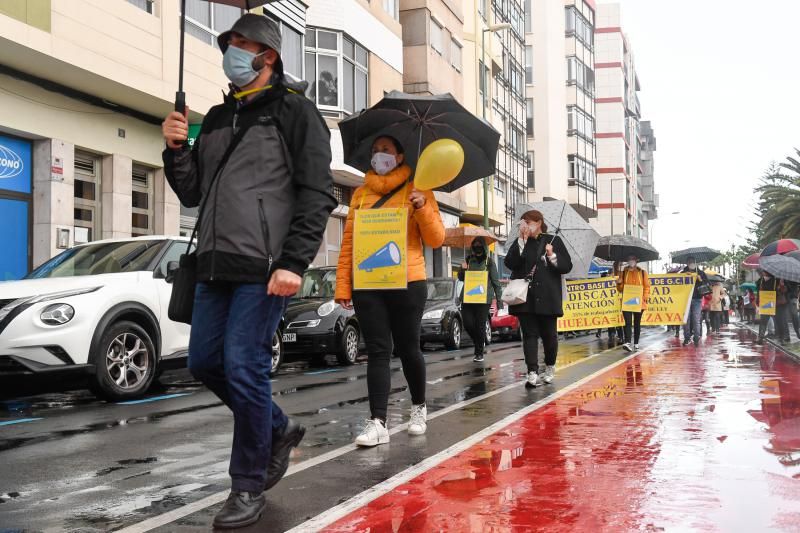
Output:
(755, 151), (800, 244)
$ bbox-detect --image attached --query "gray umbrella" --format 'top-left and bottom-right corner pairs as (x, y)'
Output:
(595, 235), (660, 262)
(670, 246), (721, 264)
(508, 201), (600, 279)
(759, 254), (800, 283)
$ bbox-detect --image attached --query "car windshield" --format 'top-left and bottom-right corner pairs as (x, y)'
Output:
(298, 270), (337, 299)
(26, 240), (167, 279)
(427, 280), (454, 301)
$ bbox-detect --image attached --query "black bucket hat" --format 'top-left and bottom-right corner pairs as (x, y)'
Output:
(217, 13), (283, 71)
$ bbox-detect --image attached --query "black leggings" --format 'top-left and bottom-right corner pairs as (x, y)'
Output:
(352, 281), (427, 421)
(623, 311), (642, 344)
(462, 303), (490, 355)
(517, 314), (558, 373)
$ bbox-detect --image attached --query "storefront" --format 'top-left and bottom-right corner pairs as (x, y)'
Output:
(0, 133), (32, 280)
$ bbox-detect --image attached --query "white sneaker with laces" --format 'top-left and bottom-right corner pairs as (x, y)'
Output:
(408, 404), (427, 436)
(634, 344), (640, 350)
(542, 365), (556, 384)
(525, 371), (540, 389)
(623, 343), (633, 352)
(355, 418), (389, 447)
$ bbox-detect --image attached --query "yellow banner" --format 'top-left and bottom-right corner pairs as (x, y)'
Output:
(759, 290), (777, 316)
(642, 273), (696, 326)
(621, 284), (644, 313)
(464, 271), (489, 304)
(353, 208), (408, 290)
(558, 277), (624, 332)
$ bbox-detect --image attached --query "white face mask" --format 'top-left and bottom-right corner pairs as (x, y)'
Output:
(371, 152), (398, 176)
(628, 260), (637, 268)
(688, 263), (697, 270)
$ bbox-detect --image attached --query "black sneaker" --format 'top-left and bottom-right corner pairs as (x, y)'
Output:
(264, 419), (305, 491)
(473, 354), (485, 362)
(693, 338), (700, 347)
(683, 339), (691, 346)
(213, 491), (266, 529)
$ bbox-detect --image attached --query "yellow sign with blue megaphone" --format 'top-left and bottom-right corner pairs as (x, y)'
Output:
(413, 139), (465, 191)
(463, 271), (489, 304)
(353, 208), (408, 290)
(759, 290), (776, 316)
(621, 284), (644, 313)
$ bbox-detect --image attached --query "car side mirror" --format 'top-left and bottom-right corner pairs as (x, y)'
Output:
(165, 261), (180, 283)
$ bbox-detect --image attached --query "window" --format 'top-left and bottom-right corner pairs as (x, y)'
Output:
(305, 29), (368, 114)
(479, 60), (490, 110)
(568, 154), (597, 189)
(565, 6), (593, 49)
(450, 39), (462, 71)
(526, 99), (534, 135)
(185, 0), (242, 47)
(525, 45), (533, 84)
(430, 18), (444, 55)
(128, 0), (154, 14)
(132, 165), (154, 237)
(567, 105), (594, 141)
(478, 0), (489, 21)
(527, 151), (535, 188)
(274, 20), (303, 80)
(525, 0), (532, 33)
(567, 56), (595, 94)
(382, 0), (399, 20)
(74, 152), (101, 244)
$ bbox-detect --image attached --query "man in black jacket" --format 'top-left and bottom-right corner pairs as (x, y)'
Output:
(681, 256), (709, 347)
(162, 14), (336, 529)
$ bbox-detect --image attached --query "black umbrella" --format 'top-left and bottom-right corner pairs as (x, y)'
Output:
(339, 91), (501, 193)
(670, 246), (721, 264)
(594, 235), (659, 262)
(175, 1), (270, 112)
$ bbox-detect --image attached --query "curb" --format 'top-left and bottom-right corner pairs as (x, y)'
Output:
(742, 323), (800, 364)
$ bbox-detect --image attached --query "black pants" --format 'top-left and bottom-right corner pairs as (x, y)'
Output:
(462, 303), (490, 356)
(352, 281), (427, 421)
(518, 314), (558, 373)
(623, 311), (642, 344)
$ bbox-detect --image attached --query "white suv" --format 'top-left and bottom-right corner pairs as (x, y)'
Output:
(0, 237), (282, 400)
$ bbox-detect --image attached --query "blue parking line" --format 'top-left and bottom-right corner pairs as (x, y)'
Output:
(117, 393), (192, 405)
(0, 418), (43, 427)
(304, 369), (342, 376)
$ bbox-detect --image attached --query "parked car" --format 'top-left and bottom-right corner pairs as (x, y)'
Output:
(0, 237), (283, 401)
(420, 278), (468, 350)
(279, 267), (362, 370)
(491, 280), (521, 341)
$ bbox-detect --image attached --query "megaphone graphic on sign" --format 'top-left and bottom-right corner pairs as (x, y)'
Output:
(358, 241), (402, 272)
(467, 285), (486, 296)
(763, 301), (775, 309)
(624, 297), (641, 306)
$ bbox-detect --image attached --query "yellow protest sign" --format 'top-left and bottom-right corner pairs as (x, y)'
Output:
(353, 208), (408, 290)
(759, 290), (777, 316)
(464, 271), (489, 304)
(621, 284), (644, 313)
(558, 277), (624, 332)
(642, 274), (696, 326)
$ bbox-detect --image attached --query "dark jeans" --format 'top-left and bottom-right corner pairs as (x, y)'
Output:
(776, 304), (790, 340)
(518, 314), (558, 373)
(352, 281), (427, 421)
(188, 282), (288, 493)
(684, 299), (702, 342)
(462, 303), (490, 356)
(711, 310), (723, 332)
(623, 311), (642, 344)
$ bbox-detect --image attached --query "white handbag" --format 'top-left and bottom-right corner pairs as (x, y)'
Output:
(501, 278), (530, 306)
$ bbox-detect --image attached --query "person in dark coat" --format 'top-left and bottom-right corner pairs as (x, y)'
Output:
(504, 210), (573, 388)
(458, 237), (503, 362)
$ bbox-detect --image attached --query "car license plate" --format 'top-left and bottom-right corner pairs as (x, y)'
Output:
(282, 333), (296, 343)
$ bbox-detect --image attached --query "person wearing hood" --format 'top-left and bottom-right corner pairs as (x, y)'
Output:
(161, 14), (336, 529)
(458, 237), (503, 362)
(681, 257), (710, 347)
(335, 136), (445, 448)
(617, 254), (651, 352)
(756, 270), (781, 344)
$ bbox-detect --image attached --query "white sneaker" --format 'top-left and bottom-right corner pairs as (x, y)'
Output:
(634, 344), (640, 350)
(408, 404), (427, 436)
(542, 365), (556, 384)
(525, 371), (540, 389)
(355, 418), (389, 447)
(623, 343), (633, 352)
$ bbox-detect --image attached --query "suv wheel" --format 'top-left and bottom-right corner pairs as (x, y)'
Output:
(444, 317), (462, 350)
(90, 321), (156, 401)
(337, 324), (360, 365)
(485, 319), (492, 346)
(270, 332), (283, 376)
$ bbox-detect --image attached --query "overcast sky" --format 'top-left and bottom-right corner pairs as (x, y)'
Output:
(610, 0), (800, 267)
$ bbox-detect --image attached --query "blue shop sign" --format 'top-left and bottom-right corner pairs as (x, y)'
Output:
(0, 134), (32, 194)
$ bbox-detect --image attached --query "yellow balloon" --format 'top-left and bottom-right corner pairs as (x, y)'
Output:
(413, 139), (465, 191)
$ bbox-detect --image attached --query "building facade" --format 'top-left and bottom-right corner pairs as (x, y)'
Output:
(0, 0), (402, 279)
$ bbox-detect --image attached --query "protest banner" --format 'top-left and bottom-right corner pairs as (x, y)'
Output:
(641, 273), (695, 326)
(558, 277), (623, 332)
(353, 208), (408, 290)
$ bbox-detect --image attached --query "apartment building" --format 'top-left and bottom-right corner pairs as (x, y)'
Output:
(524, 0), (597, 221)
(0, 0), (402, 279)
(592, 2), (656, 238)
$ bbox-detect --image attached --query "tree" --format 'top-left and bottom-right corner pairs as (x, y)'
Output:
(755, 150), (800, 243)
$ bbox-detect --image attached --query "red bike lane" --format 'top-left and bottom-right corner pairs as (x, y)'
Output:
(320, 329), (800, 532)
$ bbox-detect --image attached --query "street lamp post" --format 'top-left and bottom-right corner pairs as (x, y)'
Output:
(480, 22), (511, 229)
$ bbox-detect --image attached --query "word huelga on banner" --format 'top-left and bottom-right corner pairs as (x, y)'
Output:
(558, 277), (623, 332)
(353, 208), (408, 290)
(642, 273), (696, 326)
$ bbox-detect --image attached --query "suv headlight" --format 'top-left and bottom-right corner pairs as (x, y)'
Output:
(318, 300), (337, 317)
(0, 287), (101, 322)
(422, 309), (444, 320)
(40, 303), (75, 325)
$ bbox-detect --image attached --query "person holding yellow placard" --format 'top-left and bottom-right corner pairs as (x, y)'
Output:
(617, 254), (651, 352)
(756, 270), (780, 344)
(335, 136), (445, 447)
(458, 237), (503, 363)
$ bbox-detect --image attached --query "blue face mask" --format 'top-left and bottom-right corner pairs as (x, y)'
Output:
(222, 45), (266, 88)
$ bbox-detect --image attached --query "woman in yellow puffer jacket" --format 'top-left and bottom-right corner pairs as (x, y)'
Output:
(335, 136), (445, 447)
(617, 254), (651, 352)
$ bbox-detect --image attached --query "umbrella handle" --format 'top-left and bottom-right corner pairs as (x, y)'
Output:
(176, 0), (187, 112)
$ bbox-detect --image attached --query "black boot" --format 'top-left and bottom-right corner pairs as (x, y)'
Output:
(213, 491), (266, 529)
(264, 418), (306, 491)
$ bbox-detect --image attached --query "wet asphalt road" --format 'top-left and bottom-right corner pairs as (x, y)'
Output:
(0, 332), (654, 532)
